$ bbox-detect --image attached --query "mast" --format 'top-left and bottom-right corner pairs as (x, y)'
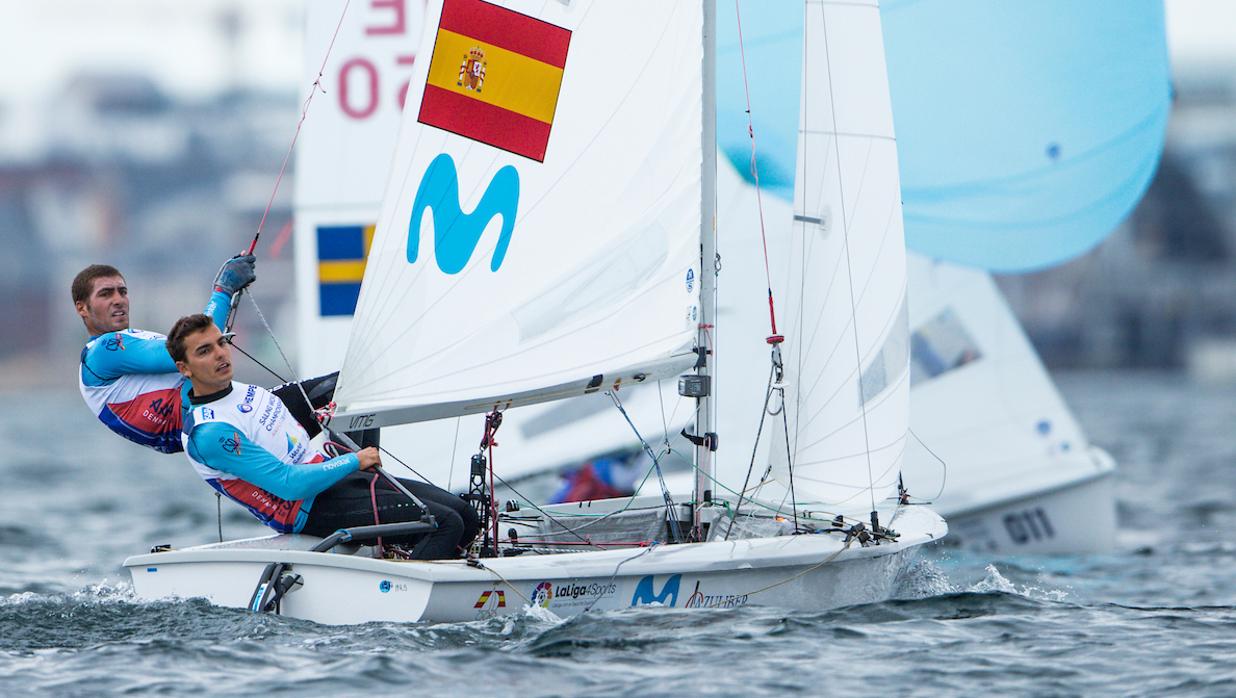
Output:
(694, 0), (718, 533)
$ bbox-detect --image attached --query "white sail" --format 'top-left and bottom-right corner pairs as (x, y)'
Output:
(293, 0), (426, 376)
(903, 254), (1099, 514)
(757, 0), (908, 514)
(496, 157), (794, 493)
(290, 1), (489, 491)
(334, 0), (704, 427)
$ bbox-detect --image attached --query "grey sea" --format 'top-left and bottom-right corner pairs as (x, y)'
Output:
(2, 371), (1234, 696)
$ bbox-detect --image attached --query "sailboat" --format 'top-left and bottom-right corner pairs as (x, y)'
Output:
(124, 0), (945, 624)
(697, 0), (1170, 553)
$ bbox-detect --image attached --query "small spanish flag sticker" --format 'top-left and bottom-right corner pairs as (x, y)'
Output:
(418, 0), (571, 162)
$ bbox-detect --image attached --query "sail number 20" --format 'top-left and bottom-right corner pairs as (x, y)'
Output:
(1003, 508), (1056, 545)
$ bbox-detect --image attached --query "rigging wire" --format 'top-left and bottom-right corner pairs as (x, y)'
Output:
(724, 361), (777, 540)
(606, 390), (684, 543)
(780, 396), (801, 533)
(661, 445), (867, 529)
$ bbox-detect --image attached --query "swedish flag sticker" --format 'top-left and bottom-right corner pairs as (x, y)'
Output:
(316, 224), (374, 316)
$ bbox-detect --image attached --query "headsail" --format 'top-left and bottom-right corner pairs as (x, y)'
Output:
(755, 0), (908, 514)
(334, 0), (705, 427)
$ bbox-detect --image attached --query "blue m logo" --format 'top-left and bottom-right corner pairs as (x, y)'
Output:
(630, 574), (682, 607)
(407, 153), (520, 274)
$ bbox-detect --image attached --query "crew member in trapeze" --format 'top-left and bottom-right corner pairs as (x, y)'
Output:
(166, 313), (477, 559)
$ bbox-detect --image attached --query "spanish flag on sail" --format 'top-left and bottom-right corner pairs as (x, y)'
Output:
(316, 224), (374, 317)
(418, 0), (572, 162)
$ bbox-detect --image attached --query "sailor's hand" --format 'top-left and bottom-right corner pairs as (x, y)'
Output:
(356, 447), (382, 471)
(214, 254), (257, 295)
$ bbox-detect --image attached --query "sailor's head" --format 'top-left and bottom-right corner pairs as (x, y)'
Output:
(72, 264), (128, 335)
(168, 314), (234, 392)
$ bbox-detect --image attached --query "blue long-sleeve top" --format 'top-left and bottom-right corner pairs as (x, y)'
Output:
(80, 290), (231, 386)
(184, 422), (359, 502)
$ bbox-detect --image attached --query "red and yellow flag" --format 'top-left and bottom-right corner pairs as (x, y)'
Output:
(418, 0), (571, 162)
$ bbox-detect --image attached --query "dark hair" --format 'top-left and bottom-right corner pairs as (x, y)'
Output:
(71, 264), (124, 304)
(167, 314), (216, 363)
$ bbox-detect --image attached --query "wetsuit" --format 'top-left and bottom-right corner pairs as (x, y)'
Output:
(182, 381), (475, 558)
(78, 290), (230, 454)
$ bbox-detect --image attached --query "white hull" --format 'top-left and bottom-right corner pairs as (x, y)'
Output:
(936, 448), (1116, 554)
(125, 506), (945, 625)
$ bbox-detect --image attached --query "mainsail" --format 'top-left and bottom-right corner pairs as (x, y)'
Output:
(756, 0), (908, 514)
(334, 0), (705, 426)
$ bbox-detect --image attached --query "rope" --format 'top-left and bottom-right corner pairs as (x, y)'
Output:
(227, 339), (287, 383)
(486, 415), (500, 552)
(250, 0), (351, 257)
(909, 428), (949, 501)
(738, 537), (854, 599)
(583, 543), (659, 612)
(471, 561), (533, 607)
(368, 471), (385, 554)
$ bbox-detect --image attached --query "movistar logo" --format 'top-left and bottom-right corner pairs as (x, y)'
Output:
(407, 153), (519, 274)
(630, 574), (682, 607)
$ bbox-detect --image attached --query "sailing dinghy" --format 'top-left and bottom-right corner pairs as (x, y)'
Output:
(125, 0), (945, 624)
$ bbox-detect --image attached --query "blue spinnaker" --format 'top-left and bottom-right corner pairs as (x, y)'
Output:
(717, 1), (1170, 273)
(881, 0), (1170, 272)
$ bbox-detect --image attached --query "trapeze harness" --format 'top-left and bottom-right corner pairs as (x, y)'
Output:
(181, 382), (359, 534)
(77, 290), (231, 454)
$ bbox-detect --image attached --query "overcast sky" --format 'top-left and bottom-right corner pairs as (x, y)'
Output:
(0, 0), (1232, 105)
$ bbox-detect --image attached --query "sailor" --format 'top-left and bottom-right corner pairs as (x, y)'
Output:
(73, 259), (372, 454)
(166, 313), (477, 559)
(73, 258), (255, 454)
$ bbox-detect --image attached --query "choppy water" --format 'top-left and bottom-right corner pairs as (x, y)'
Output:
(2, 372), (1234, 696)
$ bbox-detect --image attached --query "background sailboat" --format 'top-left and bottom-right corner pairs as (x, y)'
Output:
(712, 0), (1170, 552)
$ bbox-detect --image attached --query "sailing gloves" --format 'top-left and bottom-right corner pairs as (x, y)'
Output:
(214, 254), (257, 295)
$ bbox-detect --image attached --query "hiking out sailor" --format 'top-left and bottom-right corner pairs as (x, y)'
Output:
(72, 259), (372, 454)
(166, 313), (479, 560)
(73, 258), (255, 454)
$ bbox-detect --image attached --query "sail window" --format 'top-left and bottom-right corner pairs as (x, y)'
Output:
(859, 298), (910, 405)
(909, 308), (982, 385)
